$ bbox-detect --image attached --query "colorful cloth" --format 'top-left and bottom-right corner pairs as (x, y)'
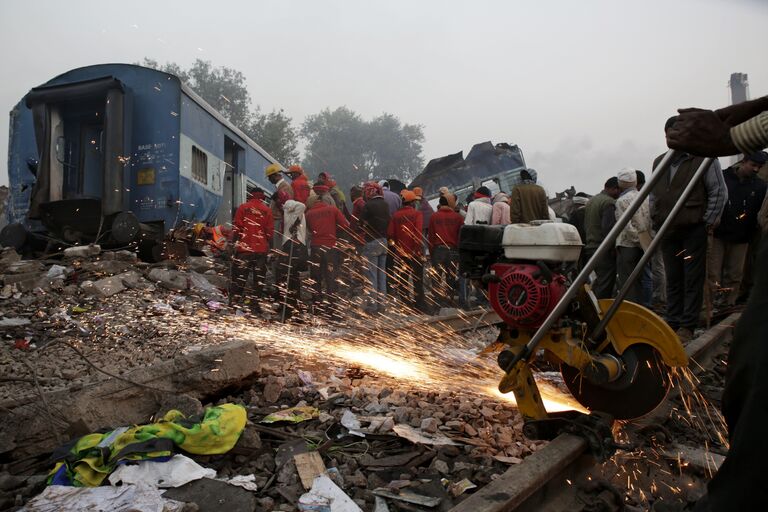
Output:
(48, 403), (246, 487)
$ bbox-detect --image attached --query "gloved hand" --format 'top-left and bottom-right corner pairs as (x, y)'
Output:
(666, 110), (738, 157)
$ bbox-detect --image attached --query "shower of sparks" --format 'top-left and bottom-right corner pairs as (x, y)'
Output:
(488, 387), (587, 413)
(332, 347), (426, 380)
(220, 307), (586, 413)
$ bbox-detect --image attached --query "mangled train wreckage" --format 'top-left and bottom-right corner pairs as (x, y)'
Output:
(408, 141), (532, 206)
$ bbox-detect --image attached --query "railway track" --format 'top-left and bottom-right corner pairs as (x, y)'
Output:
(448, 312), (740, 512)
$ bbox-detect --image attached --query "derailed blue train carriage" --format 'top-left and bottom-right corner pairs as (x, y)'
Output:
(4, 63), (278, 251)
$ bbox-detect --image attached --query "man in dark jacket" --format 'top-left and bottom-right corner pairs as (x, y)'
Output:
(582, 177), (621, 298)
(708, 152), (767, 307)
(360, 182), (391, 313)
(651, 118), (727, 342)
(509, 169), (549, 223)
(667, 95), (768, 512)
(388, 190), (427, 313)
(379, 180), (402, 294)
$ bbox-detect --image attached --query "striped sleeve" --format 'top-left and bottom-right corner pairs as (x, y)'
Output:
(731, 111), (768, 153)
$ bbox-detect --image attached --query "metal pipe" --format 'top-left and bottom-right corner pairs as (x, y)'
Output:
(501, 149), (679, 372)
(590, 157), (714, 340)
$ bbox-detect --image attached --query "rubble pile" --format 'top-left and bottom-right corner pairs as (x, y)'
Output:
(0, 245), (547, 511)
(0, 245), (730, 511)
(0, 246), (236, 403)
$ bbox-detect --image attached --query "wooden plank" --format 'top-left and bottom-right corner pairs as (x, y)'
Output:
(372, 488), (442, 508)
(294, 451), (327, 490)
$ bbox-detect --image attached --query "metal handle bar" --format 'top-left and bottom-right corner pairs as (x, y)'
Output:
(590, 157), (714, 340)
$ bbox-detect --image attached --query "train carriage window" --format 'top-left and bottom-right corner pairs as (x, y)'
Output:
(192, 146), (208, 185)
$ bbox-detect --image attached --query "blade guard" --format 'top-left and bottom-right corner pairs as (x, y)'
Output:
(597, 299), (688, 367)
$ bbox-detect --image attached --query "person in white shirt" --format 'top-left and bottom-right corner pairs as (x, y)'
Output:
(614, 169), (651, 304)
(464, 186), (494, 225)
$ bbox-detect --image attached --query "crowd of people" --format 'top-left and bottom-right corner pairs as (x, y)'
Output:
(195, 143), (768, 340)
(200, 165), (552, 322)
(578, 144), (767, 342)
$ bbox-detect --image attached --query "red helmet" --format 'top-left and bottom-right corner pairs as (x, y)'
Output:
(363, 181), (383, 200)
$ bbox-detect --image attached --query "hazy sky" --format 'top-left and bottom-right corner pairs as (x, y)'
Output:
(1, 0), (766, 194)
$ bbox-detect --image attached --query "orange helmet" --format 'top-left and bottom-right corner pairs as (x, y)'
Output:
(288, 165), (304, 175)
(400, 190), (417, 203)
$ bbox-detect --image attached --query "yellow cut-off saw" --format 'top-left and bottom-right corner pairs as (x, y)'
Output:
(457, 150), (711, 457)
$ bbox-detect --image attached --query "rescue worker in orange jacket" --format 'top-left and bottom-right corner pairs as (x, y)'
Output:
(287, 165), (311, 204)
(428, 195), (465, 307)
(194, 224), (232, 256)
(305, 184), (350, 318)
(230, 187), (273, 314)
(388, 190), (427, 313)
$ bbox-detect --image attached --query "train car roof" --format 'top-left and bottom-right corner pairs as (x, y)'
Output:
(34, 63), (281, 166)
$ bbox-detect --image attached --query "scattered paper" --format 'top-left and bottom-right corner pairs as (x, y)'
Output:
(221, 474), (258, 491)
(299, 474), (362, 512)
(392, 424), (458, 446)
(341, 409), (364, 437)
(372, 488), (441, 508)
(448, 478), (477, 497)
(21, 483), (185, 512)
(108, 454), (216, 488)
(261, 406), (320, 424)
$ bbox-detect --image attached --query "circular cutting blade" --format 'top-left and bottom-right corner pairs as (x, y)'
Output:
(561, 344), (672, 420)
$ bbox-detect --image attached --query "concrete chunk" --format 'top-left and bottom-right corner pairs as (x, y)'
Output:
(113, 250), (139, 263)
(84, 276), (126, 297)
(1, 271), (44, 292)
(63, 244), (101, 259)
(6, 260), (44, 274)
(148, 268), (188, 291)
(0, 340), (261, 459)
(83, 260), (132, 275)
(0, 249), (21, 269)
(117, 270), (148, 289)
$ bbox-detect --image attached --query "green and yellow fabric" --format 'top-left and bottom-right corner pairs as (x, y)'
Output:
(49, 403), (246, 487)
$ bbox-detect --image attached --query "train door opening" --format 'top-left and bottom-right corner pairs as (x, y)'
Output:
(25, 77), (129, 240)
(216, 136), (244, 226)
(71, 106), (105, 199)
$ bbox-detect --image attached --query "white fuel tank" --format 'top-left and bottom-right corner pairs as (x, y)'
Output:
(502, 221), (583, 262)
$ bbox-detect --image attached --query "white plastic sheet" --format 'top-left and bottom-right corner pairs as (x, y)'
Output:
(298, 474), (362, 512)
(108, 454), (216, 488)
(21, 484), (185, 512)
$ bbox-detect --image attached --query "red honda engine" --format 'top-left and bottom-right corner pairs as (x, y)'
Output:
(488, 263), (567, 328)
